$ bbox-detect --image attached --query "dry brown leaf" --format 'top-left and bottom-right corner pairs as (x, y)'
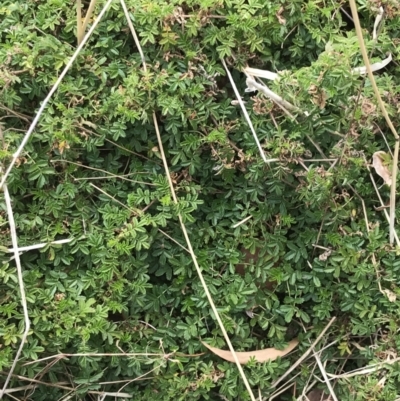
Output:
(276, 6), (286, 25)
(201, 339), (298, 364)
(383, 289), (396, 302)
(372, 151), (392, 186)
(319, 249), (332, 261)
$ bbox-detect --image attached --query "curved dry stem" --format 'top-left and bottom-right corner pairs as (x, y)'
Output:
(221, 61), (268, 162)
(349, 0), (399, 244)
(119, 1), (256, 400)
(80, 0), (98, 44)
(0, 182), (31, 398)
(271, 317), (336, 388)
(76, 0), (83, 45)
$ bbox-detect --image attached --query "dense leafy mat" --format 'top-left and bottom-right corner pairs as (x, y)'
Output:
(1, 0), (400, 399)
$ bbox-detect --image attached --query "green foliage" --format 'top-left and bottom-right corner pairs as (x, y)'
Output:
(1, 0), (400, 400)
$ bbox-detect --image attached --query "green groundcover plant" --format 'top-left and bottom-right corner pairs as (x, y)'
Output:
(1, 0), (400, 400)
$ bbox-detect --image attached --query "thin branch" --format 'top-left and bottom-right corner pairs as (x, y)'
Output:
(119, 2), (256, 400)
(22, 352), (173, 367)
(295, 380), (318, 401)
(271, 317), (336, 388)
(74, 174), (152, 184)
(76, 0), (83, 45)
(91, 392), (132, 398)
(312, 351), (339, 401)
(326, 356), (400, 379)
(0, 372), (132, 398)
(244, 75), (330, 162)
(157, 228), (190, 253)
(0, 104), (32, 122)
(75, 124), (157, 163)
(0, 0), (114, 191)
(89, 183), (141, 215)
(364, 156), (400, 246)
(116, 363), (163, 394)
(6, 238), (75, 254)
(232, 215), (252, 228)
(245, 77), (299, 115)
(0, 181), (31, 398)
(348, 184), (398, 298)
(301, 158), (338, 163)
(374, 123), (393, 157)
(80, 0), (98, 44)
(268, 382), (295, 401)
(89, 182), (189, 251)
(221, 59), (267, 163)
(50, 159), (156, 186)
(0, 385), (36, 395)
(119, 0), (146, 66)
(4, 393), (20, 401)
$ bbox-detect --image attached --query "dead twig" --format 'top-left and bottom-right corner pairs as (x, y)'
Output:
(271, 317), (336, 388)
(0, 177), (31, 399)
(119, 1), (257, 399)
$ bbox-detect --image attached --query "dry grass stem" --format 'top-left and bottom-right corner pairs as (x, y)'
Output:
(6, 238), (74, 254)
(76, 0), (83, 45)
(116, 364), (162, 394)
(119, 0), (146, 65)
(89, 183), (142, 215)
(1, 385), (36, 395)
(92, 391), (132, 398)
(90, 181), (190, 250)
(80, 0), (98, 44)
(244, 75), (330, 162)
(0, 182), (31, 398)
(349, 0), (399, 244)
(221, 59), (268, 163)
(271, 317), (336, 388)
(349, 184), (398, 301)
(22, 352), (173, 367)
(349, 185), (378, 259)
(312, 351), (339, 401)
(374, 123), (394, 157)
(157, 228), (190, 253)
(119, 1), (256, 399)
(302, 159), (338, 163)
(267, 382), (295, 401)
(76, 123), (157, 162)
(365, 157), (400, 246)
(244, 67), (278, 81)
(0, 104), (32, 122)
(295, 380), (318, 401)
(0, 370), (133, 398)
(245, 77), (298, 113)
(0, 0), (114, 191)
(326, 356), (400, 379)
(90, 182), (190, 249)
(50, 159), (156, 186)
(232, 215), (253, 228)
(74, 174), (154, 185)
